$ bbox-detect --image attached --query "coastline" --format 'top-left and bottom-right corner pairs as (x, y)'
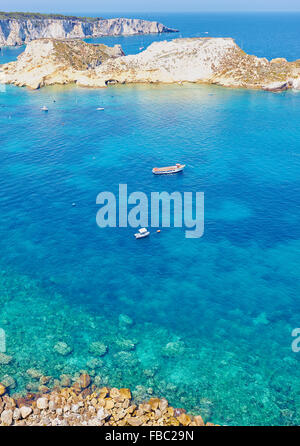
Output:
(0, 375), (214, 426)
(0, 15), (178, 47)
(1, 37), (299, 91)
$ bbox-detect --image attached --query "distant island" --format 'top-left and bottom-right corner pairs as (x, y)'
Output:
(1, 37), (300, 91)
(0, 11), (102, 21)
(0, 12), (178, 46)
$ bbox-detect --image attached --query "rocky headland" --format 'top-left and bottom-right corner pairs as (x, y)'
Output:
(0, 36), (300, 91)
(0, 13), (177, 47)
(0, 374), (215, 426)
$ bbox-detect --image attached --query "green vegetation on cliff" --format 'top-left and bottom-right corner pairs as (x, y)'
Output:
(0, 12), (102, 21)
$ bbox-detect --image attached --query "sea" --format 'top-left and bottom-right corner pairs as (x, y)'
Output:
(0, 13), (300, 426)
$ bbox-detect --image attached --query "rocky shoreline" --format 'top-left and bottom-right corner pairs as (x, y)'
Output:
(0, 37), (300, 91)
(0, 373), (215, 426)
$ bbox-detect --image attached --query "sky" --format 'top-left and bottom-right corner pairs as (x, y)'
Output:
(1, 0), (300, 13)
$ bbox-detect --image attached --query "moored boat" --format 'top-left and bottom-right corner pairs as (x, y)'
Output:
(41, 106), (48, 112)
(134, 228), (150, 239)
(152, 163), (185, 175)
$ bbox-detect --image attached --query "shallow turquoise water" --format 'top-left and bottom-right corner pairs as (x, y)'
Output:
(1, 12), (300, 426)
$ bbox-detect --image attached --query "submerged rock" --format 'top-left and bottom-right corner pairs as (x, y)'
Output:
(113, 351), (138, 367)
(79, 373), (91, 389)
(89, 342), (108, 357)
(115, 338), (136, 351)
(60, 375), (71, 387)
(253, 312), (270, 325)
(39, 376), (51, 385)
(53, 341), (73, 356)
(86, 358), (103, 369)
(161, 340), (185, 357)
(0, 352), (13, 365)
(26, 368), (43, 379)
(1, 375), (16, 389)
(118, 314), (133, 327)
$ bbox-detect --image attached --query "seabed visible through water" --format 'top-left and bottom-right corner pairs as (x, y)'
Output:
(0, 38), (300, 426)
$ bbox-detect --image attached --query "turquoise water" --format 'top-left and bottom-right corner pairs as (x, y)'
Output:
(0, 13), (300, 426)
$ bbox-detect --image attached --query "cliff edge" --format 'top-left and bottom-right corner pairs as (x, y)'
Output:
(0, 14), (178, 46)
(1, 37), (300, 91)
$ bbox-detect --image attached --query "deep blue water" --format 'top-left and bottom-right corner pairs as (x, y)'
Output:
(0, 13), (300, 426)
(2, 12), (300, 62)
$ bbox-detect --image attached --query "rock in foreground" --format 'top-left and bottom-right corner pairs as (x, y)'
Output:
(0, 382), (214, 426)
(1, 37), (300, 91)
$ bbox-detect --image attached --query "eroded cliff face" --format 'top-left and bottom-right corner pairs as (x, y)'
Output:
(1, 37), (300, 91)
(0, 39), (125, 89)
(0, 17), (177, 46)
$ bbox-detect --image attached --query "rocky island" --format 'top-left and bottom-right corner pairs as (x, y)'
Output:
(0, 36), (300, 91)
(0, 12), (177, 47)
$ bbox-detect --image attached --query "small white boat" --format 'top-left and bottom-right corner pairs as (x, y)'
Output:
(134, 228), (150, 239)
(96, 107), (104, 111)
(139, 46), (144, 50)
(152, 163), (185, 175)
(41, 106), (48, 112)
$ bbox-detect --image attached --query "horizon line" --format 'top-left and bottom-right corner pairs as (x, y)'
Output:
(2, 10), (300, 14)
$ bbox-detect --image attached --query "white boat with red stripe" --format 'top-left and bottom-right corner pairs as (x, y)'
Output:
(152, 163), (185, 175)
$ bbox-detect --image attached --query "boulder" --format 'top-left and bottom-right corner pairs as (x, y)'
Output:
(126, 416), (143, 426)
(177, 413), (192, 426)
(119, 388), (131, 400)
(36, 397), (49, 410)
(60, 374), (71, 387)
(0, 383), (6, 396)
(194, 415), (205, 426)
(1, 409), (13, 425)
(20, 406), (33, 419)
(13, 408), (21, 420)
(262, 81), (291, 92)
(79, 373), (91, 389)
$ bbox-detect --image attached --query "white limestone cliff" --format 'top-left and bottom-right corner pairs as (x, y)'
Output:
(1, 37), (300, 91)
(0, 17), (177, 47)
